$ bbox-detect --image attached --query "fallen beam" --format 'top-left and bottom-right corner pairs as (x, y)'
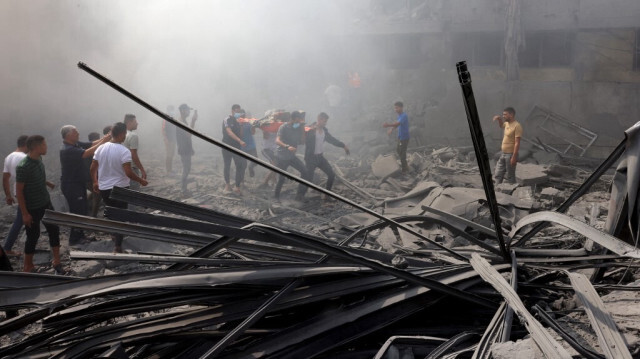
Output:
(510, 211), (640, 258)
(469, 253), (572, 359)
(567, 272), (632, 359)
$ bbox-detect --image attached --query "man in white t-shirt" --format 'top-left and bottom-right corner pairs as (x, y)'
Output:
(90, 122), (148, 253)
(2, 135), (28, 255)
(123, 114), (146, 190)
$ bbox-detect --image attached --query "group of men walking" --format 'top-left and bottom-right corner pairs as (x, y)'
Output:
(216, 104), (351, 203)
(1, 100), (522, 273)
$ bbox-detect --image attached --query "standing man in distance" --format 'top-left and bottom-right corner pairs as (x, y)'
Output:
(221, 104), (247, 194)
(59, 125), (110, 245)
(175, 104), (198, 195)
(493, 107), (522, 184)
(163, 105), (177, 174)
(301, 112), (349, 200)
(382, 101), (410, 174)
(91, 122), (148, 253)
(123, 114), (146, 190)
(15, 135), (62, 273)
(2, 135), (28, 255)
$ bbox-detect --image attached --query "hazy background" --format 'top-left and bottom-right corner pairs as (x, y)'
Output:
(0, 0), (366, 158)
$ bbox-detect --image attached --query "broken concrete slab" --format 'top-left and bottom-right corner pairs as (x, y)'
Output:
(516, 163), (549, 186)
(371, 154), (400, 178)
(540, 187), (561, 200)
(495, 182), (519, 194)
(546, 164), (578, 178)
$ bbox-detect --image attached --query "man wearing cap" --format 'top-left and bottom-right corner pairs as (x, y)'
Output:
(222, 104), (247, 194)
(59, 125), (110, 245)
(274, 110), (309, 202)
(175, 104), (198, 195)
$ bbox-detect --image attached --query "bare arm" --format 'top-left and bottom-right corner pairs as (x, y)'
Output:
(123, 163), (148, 186)
(382, 121), (401, 128)
(225, 127), (246, 147)
(90, 160), (99, 193)
(190, 110), (198, 129)
(511, 137), (521, 166)
(276, 135), (297, 153)
(3, 173), (13, 205)
(16, 182), (32, 227)
(492, 115), (504, 128)
(129, 149), (146, 179)
(82, 134), (111, 159)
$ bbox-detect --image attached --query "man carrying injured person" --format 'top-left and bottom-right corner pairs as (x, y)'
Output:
(274, 110), (310, 202)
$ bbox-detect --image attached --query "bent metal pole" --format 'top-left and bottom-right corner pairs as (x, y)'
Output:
(456, 61), (510, 262)
(77, 62), (467, 262)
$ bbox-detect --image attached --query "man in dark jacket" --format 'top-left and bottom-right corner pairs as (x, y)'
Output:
(274, 110), (309, 202)
(301, 112), (349, 199)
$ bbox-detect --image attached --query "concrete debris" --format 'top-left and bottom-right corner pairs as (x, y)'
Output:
(372, 154), (401, 178)
(516, 163), (549, 186)
(495, 182), (519, 194)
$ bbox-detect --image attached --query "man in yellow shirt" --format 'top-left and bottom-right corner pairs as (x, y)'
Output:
(493, 107), (522, 184)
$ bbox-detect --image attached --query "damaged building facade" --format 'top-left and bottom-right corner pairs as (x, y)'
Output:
(2, 1), (640, 358)
(340, 0), (640, 157)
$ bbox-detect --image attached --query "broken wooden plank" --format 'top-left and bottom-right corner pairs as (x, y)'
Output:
(567, 272), (632, 359)
(469, 253), (572, 359)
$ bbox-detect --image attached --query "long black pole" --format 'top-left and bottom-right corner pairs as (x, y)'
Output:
(456, 61), (510, 262)
(77, 62), (467, 261)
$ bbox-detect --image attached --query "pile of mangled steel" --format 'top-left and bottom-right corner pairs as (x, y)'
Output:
(2, 62), (640, 358)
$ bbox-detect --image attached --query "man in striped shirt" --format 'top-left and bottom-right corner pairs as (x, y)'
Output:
(15, 135), (63, 273)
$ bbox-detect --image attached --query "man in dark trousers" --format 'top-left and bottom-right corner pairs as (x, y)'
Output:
(382, 101), (410, 174)
(91, 122), (148, 253)
(175, 104), (198, 195)
(301, 112), (349, 200)
(59, 125), (110, 244)
(222, 104), (247, 194)
(16, 135), (63, 273)
(274, 110), (309, 202)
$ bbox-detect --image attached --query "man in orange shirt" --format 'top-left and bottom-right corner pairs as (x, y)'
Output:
(493, 107), (522, 184)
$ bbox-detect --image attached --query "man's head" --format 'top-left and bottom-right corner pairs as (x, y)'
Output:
(61, 125), (79, 144)
(502, 107), (516, 122)
(394, 101), (404, 115)
(103, 125), (112, 135)
(111, 122), (128, 143)
(17, 135), (28, 150)
(317, 112), (329, 128)
(290, 111), (306, 124)
(88, 132), (100, 142)
(231, 104), (243, 119)
(124, 114), (138, 130)
(179, 104), (191, 118)
(26, 135), (47, 155)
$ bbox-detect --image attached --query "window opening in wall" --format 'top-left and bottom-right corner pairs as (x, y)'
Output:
(519, 31), (574, 68)
(452, 32), (503, 67)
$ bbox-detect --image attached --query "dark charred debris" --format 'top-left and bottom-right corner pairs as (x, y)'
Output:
(1, 65), (640, 358)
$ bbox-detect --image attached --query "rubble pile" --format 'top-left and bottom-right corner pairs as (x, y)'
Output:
(1, 133), (640, 358)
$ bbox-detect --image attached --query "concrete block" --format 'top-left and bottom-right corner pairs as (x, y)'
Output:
(516, 163), (549, 186)
(546, 164), (578, 178)
(371, 154), (400, 178)
(495, 182), (519, 194)
(540, 187), (561, 199)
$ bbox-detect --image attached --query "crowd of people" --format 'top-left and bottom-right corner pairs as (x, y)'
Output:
(0, 99), (521, 273)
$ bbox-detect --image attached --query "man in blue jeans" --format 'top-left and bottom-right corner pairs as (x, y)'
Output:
(2, 135), (28, 255)
(383, 101), (410, 174)
(492, 107), (522, 184)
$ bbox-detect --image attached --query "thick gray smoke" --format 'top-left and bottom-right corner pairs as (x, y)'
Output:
(0, 0), (363, 156)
